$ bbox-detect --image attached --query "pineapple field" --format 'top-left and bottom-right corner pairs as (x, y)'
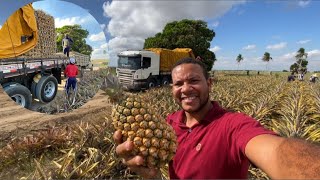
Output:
(1, 70), (320, 179)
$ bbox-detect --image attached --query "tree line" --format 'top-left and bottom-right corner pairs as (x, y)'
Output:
(236, 48), (308, 72)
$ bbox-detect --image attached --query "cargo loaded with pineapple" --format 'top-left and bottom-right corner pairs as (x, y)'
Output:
(0, 3), (69, 109)
(116, 48), (195, 91)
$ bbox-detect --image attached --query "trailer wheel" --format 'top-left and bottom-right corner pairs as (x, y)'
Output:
(4, 84), (32, 109)
(31, 81), (37, 99)
(36, 76), (58, 103)
(1, 82), (19, 89)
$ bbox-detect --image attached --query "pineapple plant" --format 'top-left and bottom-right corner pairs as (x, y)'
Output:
(101, 73), (177, 168)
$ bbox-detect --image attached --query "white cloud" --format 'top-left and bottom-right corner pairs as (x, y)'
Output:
(278, 52), (296, 62)
(91, 43), (109, 60)
(0, 25), (2, 29)
(100, 24), (106, 31)
(297, 39), (311, 44)
(91, 49), (108, 59)
(307, 49), (320, 58)
(304, 49), (320, 71)
(298, 0), (311, 8)
(103, 0), (246, 65)
(210, 46), (221, 52)
(266, 42), (287, 50)
(100, 43), (108, 49)
(89, 32), (106, 42)
(55, 16), (91, 28)
(243, 44), (256, 50)
(212, 21), (219, 28)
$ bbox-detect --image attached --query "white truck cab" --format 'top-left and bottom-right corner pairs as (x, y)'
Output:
(116, 48), (194, 91)
(117, 50), (161, 90)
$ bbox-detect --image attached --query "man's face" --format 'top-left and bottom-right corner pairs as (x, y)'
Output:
(171, 63), (211, 113)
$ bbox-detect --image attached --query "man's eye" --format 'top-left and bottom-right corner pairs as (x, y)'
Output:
(173, 82), (182, 87)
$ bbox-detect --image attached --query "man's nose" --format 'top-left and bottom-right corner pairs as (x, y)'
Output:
(181, 82), (192, 92)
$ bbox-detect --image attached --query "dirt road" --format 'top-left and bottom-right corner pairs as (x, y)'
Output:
(0, 86), (112, 144)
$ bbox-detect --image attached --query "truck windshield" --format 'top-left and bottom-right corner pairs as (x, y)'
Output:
(118, 56), (141, 70)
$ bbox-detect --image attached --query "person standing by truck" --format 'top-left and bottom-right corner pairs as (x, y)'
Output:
(62, 34), (73, 57)
(64, 57), (78, 96)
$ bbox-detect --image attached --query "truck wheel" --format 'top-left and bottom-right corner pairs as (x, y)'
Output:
(147, 78), (156, 89)
(36, 76), (58, 103)
(1, 82), (19, 89)
(161, 77), (170, 86)
(4, 84), (32, 109)
(31, 81), (37, 99)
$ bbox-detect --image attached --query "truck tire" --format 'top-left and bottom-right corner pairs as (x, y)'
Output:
(4, 84), (32, 109)
(147, 78), (156, 89)
(36, 76), (58, 103)
(161, 77), (170, 86)
(31, 81), (37, 99)
(1, 82), (19, 89)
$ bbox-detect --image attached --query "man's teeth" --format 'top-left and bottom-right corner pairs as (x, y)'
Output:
(183, 97), (196, 100)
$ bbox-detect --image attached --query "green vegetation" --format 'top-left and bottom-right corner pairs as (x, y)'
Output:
(144, 19), (216, 71)
(56, 25), (93, 56)
(290, 48), (308, 72)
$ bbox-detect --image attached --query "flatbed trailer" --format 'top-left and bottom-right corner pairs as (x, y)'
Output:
(0, 56), (69, 109)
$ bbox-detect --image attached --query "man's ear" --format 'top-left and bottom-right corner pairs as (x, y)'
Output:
(207, 77), (213, 87)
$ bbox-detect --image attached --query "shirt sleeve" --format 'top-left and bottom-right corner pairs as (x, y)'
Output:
(226, 112), (278, 162)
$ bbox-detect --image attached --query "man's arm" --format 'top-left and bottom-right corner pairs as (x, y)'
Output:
(245, 134), (320, 179)
(68, 37), (74, 43)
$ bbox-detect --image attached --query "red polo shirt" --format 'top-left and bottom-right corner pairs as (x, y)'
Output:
(65, 64), (78, 78)
(166, 101), (277, 179)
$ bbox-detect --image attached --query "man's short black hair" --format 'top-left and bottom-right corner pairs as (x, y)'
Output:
(171, 57), (209, 79)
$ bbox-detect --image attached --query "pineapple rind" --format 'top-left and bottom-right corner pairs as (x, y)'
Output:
(112, 95), (177, 168)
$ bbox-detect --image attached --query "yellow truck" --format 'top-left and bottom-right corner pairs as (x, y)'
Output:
(0, 4), (69, 109)
(116, 48), (195, 90)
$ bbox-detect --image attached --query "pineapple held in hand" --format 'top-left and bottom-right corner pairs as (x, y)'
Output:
(102, 73), (177, 168)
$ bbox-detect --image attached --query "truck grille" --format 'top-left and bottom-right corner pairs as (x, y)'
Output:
(117, 69), (134, 86)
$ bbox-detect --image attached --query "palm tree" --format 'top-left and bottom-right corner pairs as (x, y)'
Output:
(236, 54), (244, 70)
(262, 52), (272, 71)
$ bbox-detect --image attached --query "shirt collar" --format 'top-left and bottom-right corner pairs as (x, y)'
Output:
(174, 101), (227, 125)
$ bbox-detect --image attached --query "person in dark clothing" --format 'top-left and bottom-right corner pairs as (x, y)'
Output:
(64, 57), (78, 95)
(62, 34), (73, 57)
(288, 72), (295, 82)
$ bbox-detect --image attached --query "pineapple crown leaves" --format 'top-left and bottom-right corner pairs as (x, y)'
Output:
(100, 73), (125, 103)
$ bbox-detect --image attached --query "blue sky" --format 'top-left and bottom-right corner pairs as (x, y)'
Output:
(1, 0), (320, 71)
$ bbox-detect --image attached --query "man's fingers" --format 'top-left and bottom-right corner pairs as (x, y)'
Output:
(115, 140), (134, 158)
(123, 155), (144, 166)
(113, 130), (122, 144)
(129, 166), (160, 179)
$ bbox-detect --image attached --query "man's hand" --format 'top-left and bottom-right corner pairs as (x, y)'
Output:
(113, 130), (160, 179)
